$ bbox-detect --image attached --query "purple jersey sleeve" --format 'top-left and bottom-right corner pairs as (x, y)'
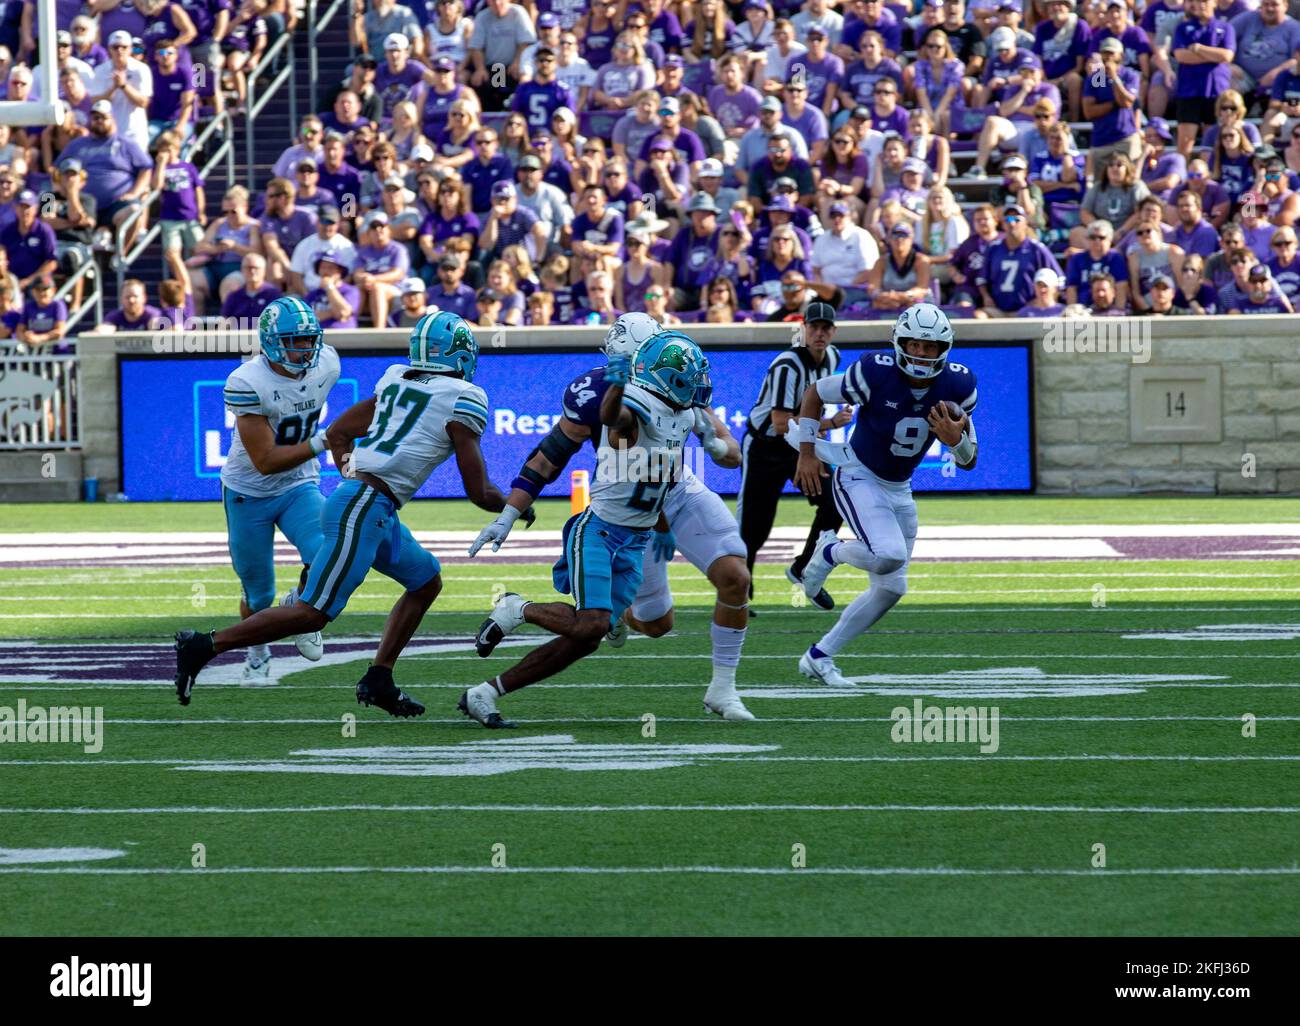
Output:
(560, 365), (610, 446)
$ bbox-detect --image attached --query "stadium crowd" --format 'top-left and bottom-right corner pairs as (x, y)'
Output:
(4, 0), (1300, 348)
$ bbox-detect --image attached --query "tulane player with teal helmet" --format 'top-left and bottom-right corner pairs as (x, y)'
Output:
(460, 327), (711, 729)
(176, 311), (525, 716)
(217, 296), (339, 682)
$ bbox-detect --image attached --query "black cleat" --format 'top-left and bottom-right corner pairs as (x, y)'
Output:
(356, 666), (425, 718)
(174, 629), (216, 705)
(458, 688), (516, 729)
(785, 565), (835, 611)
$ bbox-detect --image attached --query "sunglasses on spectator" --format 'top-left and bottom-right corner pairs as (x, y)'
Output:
(1004, 215), (1023, 224)
(1273, 237), (1296, 246)
(450, 111), (468, 117)
(644, 291), (663, 300)
(833, 138), (851, 145)
(1137, 228), (1154, 236)
(156, 48), (175, 56)
(267, 191), (288, 198)
(537, 55), (555, 63)
(830, 210), (847, 218)
(781, 282), (804, 290)
(1231, 257), (1251, 265)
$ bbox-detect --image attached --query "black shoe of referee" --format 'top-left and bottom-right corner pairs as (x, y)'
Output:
(785, 564), (835, 611)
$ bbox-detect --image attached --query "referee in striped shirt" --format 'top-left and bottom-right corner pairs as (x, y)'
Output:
(737, 301), (852, 610)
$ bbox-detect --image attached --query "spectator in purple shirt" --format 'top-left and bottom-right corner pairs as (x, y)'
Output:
(666, 191), (721, 308)
(317, 132), (364, 213)
(427, 252), (478, 319)
(1033, 0), (1090, 120)
(0, 190), (57, 288)
(1171, 190), (1221, 258)
(708, 53), (763, 138)
(1139, 117), (1186, 202)
(477, 180), (548, 263)
(568, 183), (625, 263)
(57, 102), (153, 251)
(98, 278), (163, 332)
(290, 161), (338, 219)
(840, 29), (904, 111)
(511, 44), (574, 126)
(869, 76), (909, 137)
(1172, 0), (1237, 157)
(320, 89), (373, 141)
(591, 32), (654, 111)
(15, 277), (69, 350)
(151, 131), (205, 282)
(352, 210), (409, 327)
(789, 26), (844, 114)
(219, 252), (282, 325)
(841, 0), (902, 57)
(305, 253), (361, 329)
(70, 14), (110, 68)
(1083, 38), (1142, 166)
(259, 178), (319, 289)
(1170, 158), (1232, 229)
(147, 39), (196, 144)
(376, 32), (433, 122)
(1227, 262), (1295, 313)
(1266, 227), (1300, 303)
(461, 126), (515, 217)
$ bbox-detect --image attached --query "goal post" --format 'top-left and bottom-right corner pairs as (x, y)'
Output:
(0, 0), (65, 127)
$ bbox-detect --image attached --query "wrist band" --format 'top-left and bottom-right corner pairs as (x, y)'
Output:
(795, 417), (820, 445)
(951, 431), (976, 464)
(308, 431), (327, 456)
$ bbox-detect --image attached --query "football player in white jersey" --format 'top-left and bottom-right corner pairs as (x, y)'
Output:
(174, 312), (527, 715)
(468, 313), (755, 721)
(220, 296), (339, 682)
(459, 328), (710, 728)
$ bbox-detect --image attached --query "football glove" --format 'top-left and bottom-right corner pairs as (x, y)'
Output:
(693, 407), (729, 462)
(651, 527), (676, 564)
(606, 352), (632, 385)
(469, 505), (529, 556)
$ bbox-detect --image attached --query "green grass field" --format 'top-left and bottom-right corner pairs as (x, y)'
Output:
(1, 497), (1298, 935)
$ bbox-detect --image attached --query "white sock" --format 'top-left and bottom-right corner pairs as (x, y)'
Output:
(817, 579), (905, 656)
(249, 643), (271, 662)
(481, 677), (506, 698)
(709, 622), (746, 689)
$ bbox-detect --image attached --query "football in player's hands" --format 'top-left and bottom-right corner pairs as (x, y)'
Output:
(942, 400), (966, 424)
(927, 400), (967, 447)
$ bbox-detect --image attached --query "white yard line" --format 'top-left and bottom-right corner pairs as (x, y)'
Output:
(1, 803), (1296, 815)
(0, 864), (1296, 877)
(0, 754), (1295, 767)
(7, 680), (1300, 691)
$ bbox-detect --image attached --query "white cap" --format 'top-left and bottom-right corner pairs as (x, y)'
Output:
(108, 29), (133, 46)
(1033, 268), (1061, 288)
(384, 32), (410, 51)
(411, 143), (434, 162)
(699, 158), (724, 178)
(400, 277), (426, 295)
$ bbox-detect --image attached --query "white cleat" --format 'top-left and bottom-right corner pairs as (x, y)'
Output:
(241, 653), (273, 685)
(457, 682), (516, 729)
(800, 530), (840, 602)
(282, 588), (324, 661)
(704, 687), (756, 721)
(605, 617), (628, 648)
(475, 592), (530, 657)
(799, 648), (849, 687)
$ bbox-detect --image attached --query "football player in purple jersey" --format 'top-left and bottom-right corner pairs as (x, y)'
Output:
(789, 302), (978, 686)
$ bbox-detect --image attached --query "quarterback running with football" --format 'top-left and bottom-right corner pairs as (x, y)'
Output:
(791, 303), (977, 686)
(468, 314), (755, 721)
(460, 327), (712, 728)
(174, 312), (525, 715)
(219, 296), (338, 681)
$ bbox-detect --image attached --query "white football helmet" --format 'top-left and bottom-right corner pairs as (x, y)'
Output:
(891, 302), (954, 379)
(603, 312), (662, 358)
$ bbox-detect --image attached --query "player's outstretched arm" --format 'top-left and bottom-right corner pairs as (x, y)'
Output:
(449, 421), (510, 513)
(694, 408), (740, 468)
(599, 353), (639, 445)
(325, 397), (377, 475)
(235, 412), (330, 477)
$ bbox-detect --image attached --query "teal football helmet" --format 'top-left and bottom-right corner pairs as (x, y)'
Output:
(633, 329), (708, 409)
(693, 352), (713, 407)
(409, 311), (478, 381)
(258, 296), (323, 373)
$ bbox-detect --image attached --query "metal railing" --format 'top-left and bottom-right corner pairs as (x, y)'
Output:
(309, 0), (351, 114)
(54, 245), (103, 334)
(0, 351), (80, 449)
(246, 29), (298, 183)
(113, 111), (238, 298)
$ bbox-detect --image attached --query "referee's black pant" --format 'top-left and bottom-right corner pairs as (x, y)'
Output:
(737, 432), (844, 595)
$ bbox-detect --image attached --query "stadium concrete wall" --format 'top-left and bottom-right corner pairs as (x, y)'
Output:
(61, 315), (1300, 499)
